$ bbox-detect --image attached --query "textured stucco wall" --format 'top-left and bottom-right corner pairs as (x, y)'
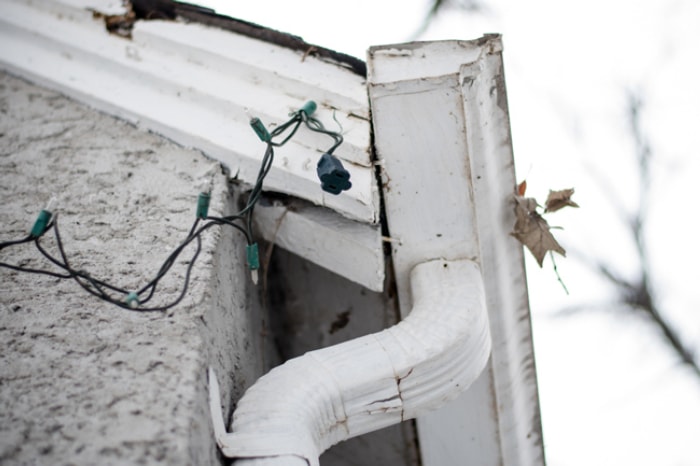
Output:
(0, 71), (268, 465)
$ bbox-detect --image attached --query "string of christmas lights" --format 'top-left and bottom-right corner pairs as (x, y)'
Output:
(0, 101), (350, 311)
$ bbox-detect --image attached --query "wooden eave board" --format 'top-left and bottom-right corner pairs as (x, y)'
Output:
(0, 0), (379, 224)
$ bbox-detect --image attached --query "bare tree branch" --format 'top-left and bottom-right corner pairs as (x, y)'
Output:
(585, 90), (700, 378)
(411, 0), (485, 40)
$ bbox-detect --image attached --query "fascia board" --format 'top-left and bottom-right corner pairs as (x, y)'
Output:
(0, 0), (378, 224)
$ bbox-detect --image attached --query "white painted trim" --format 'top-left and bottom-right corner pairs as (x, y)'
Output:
(253, 199), (384, 292)
(459, 50), (545, 466)
(0, 0), (379, 224)
(368, 37), (545, 466)
(368, 38), (501, 84)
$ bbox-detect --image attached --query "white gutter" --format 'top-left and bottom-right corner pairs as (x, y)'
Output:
(209, 258), (492, 466)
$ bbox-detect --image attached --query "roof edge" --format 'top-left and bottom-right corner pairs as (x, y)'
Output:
(139, 0), (367, 76)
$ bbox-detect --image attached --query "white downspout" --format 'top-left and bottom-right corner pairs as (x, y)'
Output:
(209, 258), (492, 466)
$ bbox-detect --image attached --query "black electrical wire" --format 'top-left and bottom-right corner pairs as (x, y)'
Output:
(0, 236), (35, 251)
(300, 111), (344, 154)
(0, 104), (345, 312)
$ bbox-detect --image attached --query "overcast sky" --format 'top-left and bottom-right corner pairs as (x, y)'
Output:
(197, 1), (700, 464)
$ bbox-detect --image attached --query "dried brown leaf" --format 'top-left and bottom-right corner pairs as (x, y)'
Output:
(517, 180), (528, 196)
(511, 195), (566, 266)
(544, 188), (579, 213)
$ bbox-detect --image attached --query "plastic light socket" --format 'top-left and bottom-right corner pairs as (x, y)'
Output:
(316, 153), (352, 195)
(250, 117), (271, 142)
(246, 243), (260, 270)
(30, 209), (53, 238)
(299, 100), (317, 116)
(125, 292), (140, 308)
(196, 192), (211, 219)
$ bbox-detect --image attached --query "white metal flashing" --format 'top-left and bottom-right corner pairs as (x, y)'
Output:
(0, 0), (378, 224)
(369, 36), (545, 466)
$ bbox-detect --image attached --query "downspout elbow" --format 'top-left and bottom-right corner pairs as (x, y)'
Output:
(209, 259), (492, 466)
